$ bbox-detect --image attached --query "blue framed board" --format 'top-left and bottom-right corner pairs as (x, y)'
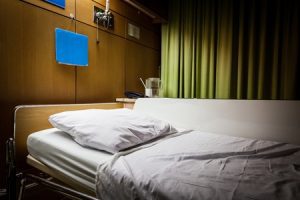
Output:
(44, 0), (65, 9)
(55, 28), (88, 67)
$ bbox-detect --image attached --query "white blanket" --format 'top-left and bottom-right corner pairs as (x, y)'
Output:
(96, 131), (300, 200)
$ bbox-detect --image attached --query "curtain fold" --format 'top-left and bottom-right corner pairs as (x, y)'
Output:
(161, 0), (300, 99)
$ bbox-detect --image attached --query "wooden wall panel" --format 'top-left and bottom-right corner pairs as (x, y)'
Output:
(93, 0), (156, 31)
(0, 0), (161, 189)
(76, 22), (125, 103)
(126, 20), (160, 50)
(125, 40), (160, 93)
(93, 0), (160, 49)
(76, 0), (126, 37)
(22, 0), (75, 18)
(121, 2), (160, 32)
(0, 4), (76, 105)
(0, 0), (76, 187)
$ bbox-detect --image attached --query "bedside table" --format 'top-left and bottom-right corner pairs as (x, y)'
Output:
(116, 98), (137, 109)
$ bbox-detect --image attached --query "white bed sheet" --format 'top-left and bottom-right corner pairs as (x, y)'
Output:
(96, 130), (300, 200)
(27, 128), (112, 193)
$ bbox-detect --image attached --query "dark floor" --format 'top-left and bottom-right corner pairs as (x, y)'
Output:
(0, 190), (6, 200)
(0, 184), (74, 200)
(0, 167), (78, 200)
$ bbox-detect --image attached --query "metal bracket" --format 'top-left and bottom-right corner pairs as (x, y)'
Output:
(94, 6), (114, 30)
(25, 174), (98, 200)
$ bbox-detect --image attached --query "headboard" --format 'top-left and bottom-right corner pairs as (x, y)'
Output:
(134, 98), (300, 145)
(14, 103), (123, 170)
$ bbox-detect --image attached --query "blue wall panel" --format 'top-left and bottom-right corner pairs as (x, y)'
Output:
(55, 28), (88, 67)
(44, 0), (66, 9)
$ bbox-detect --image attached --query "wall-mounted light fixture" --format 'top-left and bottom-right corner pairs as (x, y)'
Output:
(94, 0), (114, 43)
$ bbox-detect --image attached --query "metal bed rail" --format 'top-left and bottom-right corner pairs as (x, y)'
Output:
(6, 138), (99, 200)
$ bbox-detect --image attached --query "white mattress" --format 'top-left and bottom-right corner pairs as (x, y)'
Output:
(27, 128), (112, 193)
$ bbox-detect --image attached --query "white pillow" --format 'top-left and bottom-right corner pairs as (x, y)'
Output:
(48, 108), (177, 153)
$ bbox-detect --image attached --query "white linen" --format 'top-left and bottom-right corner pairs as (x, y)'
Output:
(27, 128), (112, 193)
(96, 130), (300, 200)
(49, 108), (177, 153)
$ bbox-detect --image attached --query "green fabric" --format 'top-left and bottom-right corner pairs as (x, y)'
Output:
(161, 0), (300, 99)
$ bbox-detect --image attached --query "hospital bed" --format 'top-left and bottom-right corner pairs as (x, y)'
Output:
(7, 98), (300, 199)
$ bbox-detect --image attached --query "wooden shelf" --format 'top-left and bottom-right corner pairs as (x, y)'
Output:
(116, 98), (137, 109)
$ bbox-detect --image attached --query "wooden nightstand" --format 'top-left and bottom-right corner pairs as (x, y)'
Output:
(116, 98), (137, 109)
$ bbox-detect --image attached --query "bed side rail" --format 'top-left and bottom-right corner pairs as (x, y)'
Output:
(6, 137), (99, 200)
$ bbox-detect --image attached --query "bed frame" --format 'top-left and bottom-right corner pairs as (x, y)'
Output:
(6, 98), (300, 199)
(7, 102), (123, 200)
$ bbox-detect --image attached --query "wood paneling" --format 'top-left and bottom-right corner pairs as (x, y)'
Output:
(0, 0), (161, 188)
(22, 0), (76, 18)
(76, 0), (126, 38)
(93, 0), (156, 31)
(126, 20), (160, 50)
(0, 3), (76, 105)
(119, 1), (164, 29)
(76, 22), (126, 103)
(92, 0), (161, 49)
(125, 40), (160, 93)
(0, 0), (76, 187)
(21, 0), (160, 50)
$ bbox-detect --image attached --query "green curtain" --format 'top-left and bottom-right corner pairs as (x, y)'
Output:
(161, 0), (300, 99)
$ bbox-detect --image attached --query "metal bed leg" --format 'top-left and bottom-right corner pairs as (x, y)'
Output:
(6, 138), (17, 200)
(17, 178), (26, 200)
